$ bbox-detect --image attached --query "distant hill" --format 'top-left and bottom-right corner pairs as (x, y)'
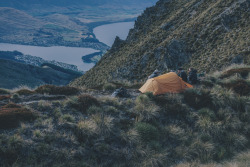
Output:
(0, 59), (80, 89)
(0, 7), (43, 39)
(70, 0), (250, 88)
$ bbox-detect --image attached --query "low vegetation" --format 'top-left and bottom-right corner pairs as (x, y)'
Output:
(0, 65), (249, 166)
(35, 85), (80, 95)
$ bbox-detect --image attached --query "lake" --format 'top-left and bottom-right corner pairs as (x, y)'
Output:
(93, 22), (134, 46)
(0, 43), (97, 71)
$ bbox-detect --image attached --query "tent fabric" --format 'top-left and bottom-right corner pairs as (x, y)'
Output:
(139, 72), (193, 95)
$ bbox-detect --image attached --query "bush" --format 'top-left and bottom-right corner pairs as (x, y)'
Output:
(0, 103), (36, 129)
(35, 85), (80, 95)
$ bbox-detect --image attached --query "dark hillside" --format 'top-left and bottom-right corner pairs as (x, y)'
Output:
(0, 59), (79, 89)
(70, 0), (250, 88)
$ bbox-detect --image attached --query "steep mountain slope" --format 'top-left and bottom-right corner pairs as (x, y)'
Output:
(70, 0), (250, 88)
(0, 59), (79, 89)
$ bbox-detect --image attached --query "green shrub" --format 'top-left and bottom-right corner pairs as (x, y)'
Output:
(135, 122), (159, 143)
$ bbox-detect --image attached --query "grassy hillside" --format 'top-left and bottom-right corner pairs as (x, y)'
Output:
(0, 65), (249, 166)
(0, 66), (250, 167)
(0, 59), (79, 89)
(70, 0), (250, 88)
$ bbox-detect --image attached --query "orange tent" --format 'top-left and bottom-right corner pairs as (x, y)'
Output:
(139, 72), (193, 95)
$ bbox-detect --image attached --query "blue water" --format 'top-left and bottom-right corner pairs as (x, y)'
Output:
(93, 22), (134, 46)
(0, 43), (97, 71)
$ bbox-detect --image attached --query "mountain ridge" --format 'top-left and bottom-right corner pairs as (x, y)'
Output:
(70, 0), (250, 88)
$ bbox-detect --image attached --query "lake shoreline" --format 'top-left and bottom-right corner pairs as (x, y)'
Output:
(93, 21), (134, 46)
(0, 40), (109, 51)
(0, 43), (98, 71)
(0, 21), (135, 71)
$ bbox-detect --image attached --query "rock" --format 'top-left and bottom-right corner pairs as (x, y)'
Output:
(111, 88), (130, 98)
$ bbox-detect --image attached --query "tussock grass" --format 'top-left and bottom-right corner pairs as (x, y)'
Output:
(133, 94), (160, 122)
(77, 94), (99, 113)
(103, 82), (117, 91)
(135, 122), (159, 143)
